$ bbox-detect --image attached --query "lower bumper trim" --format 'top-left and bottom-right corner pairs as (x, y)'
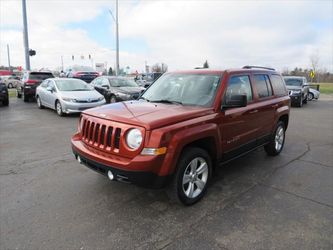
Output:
(73, 149), (170, 188)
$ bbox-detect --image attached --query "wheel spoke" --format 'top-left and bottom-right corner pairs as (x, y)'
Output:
(190, 158), (198, 174)
(183, 174), (191, 184)
(196, 162), (207, 175)
(185, 182), (194, 198)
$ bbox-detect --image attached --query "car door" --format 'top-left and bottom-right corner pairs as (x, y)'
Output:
(93, 78), (104, 95)
(250, 74), (276, 142)
(46, 80), (58, 109)
(38, 80), (49, 104)
(220, 74), (261, 160)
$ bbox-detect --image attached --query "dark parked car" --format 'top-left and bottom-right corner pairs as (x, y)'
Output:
(284, 76), (309, 107)
(0, 79), (9, 106)
(66, 66), (99, 83)
(72, 66), (290, 205)
(17, 71), (54, 102)
(91, 76), (144, 103)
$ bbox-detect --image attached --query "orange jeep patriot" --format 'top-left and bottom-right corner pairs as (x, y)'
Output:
(71, 66), (290, 205)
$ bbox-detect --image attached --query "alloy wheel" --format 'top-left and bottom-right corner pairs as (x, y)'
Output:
(182, 157), (209, 199)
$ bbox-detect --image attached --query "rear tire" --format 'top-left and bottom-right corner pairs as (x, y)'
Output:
(264, 121), (286, 156)
(110, 95), (117, 103)
(23, 93), (29, 102)
(17, 89), (22, 98)
(36, 96), (44, 109)
(8, 83), (13, 89)
(167, 147), (212, 205)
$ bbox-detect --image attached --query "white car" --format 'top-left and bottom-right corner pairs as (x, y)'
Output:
(36, 78), (105, 116)
(308, 88), (320, 101)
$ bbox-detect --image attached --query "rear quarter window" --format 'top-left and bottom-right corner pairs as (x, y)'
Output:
(30, 73), (54, 80)
(270, 74), (287, 96)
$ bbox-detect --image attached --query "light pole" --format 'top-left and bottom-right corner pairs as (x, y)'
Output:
(109, 0), (119, 76)
(22, 0), (31, 70)
(7, 44), (11, 72)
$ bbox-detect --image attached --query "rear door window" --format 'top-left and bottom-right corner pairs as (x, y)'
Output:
(253, 74), (273, 98)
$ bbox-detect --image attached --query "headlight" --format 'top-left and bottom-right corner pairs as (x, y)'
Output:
(62, 97), (76, 102)
(126, 129), (142, 150)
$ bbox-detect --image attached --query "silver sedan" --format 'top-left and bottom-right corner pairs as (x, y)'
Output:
(36, 78), (105, 116)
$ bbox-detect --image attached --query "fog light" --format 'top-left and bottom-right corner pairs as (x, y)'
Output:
(107, 170), (114, 180)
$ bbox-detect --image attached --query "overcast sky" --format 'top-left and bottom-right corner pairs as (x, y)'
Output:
(0, 0), (332, 73)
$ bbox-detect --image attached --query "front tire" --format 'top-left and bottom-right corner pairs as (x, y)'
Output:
(264, 121), (286, 156)
(167, 147), (211, 205)
(3, 99), (9, 106)
(56, 101), (64, 116)
(296, 96), (302, 107)
(8, 83), (13, 89)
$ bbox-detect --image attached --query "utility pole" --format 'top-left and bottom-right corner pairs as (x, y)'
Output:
(22, 0), (31, 70)
(109, 0), (119, 76)
(115, 0), (119, 76)
(7, 44), (11, 72)
(61, 56), (64, 71)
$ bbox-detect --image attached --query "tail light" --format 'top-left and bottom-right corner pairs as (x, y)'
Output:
(74, 72), (84, 77)
(25, 79), (38, 85)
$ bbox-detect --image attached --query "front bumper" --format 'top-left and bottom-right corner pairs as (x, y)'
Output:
(71, 137), (170, 188)
(61, 100), (106, 114)
(289, 94), (302, 103)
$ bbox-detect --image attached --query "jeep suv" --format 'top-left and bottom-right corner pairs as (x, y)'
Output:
(17, 71), (54, 102)
(71, 66), (290, 205)
(284, 76), (309, 107)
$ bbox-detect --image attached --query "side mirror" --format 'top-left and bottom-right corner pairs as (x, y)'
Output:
(46, 86), (54, 92)
(222, 95), (247, 109)
(102, 84), (110, 89)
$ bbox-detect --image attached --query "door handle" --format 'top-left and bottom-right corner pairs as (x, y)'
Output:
(249, 109), (258, 114)
(272, 104), (279, 108)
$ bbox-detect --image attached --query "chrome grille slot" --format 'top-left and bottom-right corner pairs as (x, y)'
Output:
(89, 122), (95, 142)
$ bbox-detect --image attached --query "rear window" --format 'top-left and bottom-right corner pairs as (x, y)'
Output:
(270, 75), (287, 96)
(29, 72), (54, 80)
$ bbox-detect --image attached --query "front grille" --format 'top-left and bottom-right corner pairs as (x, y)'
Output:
(81, 118), (121, 150)
(75, 99), (99, 103)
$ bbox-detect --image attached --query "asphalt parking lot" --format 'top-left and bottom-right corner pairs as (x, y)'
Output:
(1, 96), (332, 250)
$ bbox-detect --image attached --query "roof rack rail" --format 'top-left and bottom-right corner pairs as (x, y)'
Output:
(242, 65), (275, 71)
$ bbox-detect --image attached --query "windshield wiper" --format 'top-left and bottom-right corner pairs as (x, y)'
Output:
(150, 99), (183, 105)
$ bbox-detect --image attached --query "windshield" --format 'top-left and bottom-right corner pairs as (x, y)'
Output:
(30, 72), (54, 80)
(110, 78), (138, 87)
(55, 79), (93, 91)
(284, 78), (302, 86)
(142, 73), (221, 107)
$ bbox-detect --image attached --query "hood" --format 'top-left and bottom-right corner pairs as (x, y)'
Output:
(60, 90), (103, 100)
(83, 100), (214, 130)
(116, 86), (144, 94)
(286, 85), (302, 90)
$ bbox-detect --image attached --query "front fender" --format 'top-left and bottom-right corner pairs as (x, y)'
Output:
(157, 123), (220, 176)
